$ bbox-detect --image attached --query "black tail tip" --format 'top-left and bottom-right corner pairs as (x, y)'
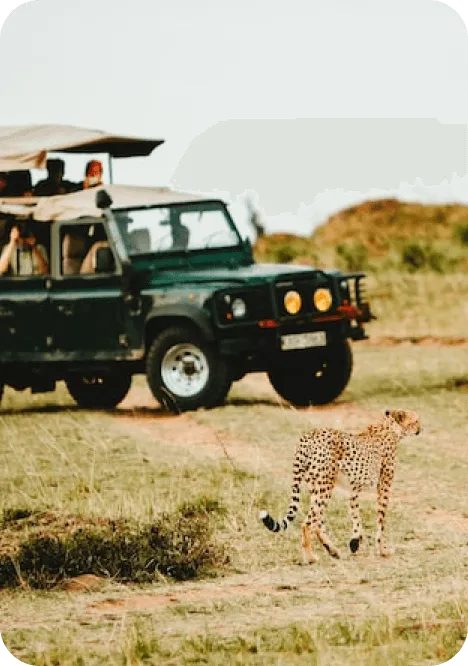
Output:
(259, 510), (277, 532)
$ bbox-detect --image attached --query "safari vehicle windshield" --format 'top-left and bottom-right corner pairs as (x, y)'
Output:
(115, 201), (241, 256)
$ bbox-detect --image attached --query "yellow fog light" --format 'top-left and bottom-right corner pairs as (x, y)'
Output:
(314, 288), (332, 312)
(284, 290), (302, 315)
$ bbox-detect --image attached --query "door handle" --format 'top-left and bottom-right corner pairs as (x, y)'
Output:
(57, 304), (74, 316)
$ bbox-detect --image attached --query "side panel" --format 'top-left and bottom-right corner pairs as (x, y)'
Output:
(0, 277), (51, 359)
(50, 275), (141, 357)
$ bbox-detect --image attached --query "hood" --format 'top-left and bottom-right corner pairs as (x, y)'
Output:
(143, 262), (333, 289)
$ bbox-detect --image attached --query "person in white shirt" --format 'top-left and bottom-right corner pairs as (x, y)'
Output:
(0, 224), (49, 276)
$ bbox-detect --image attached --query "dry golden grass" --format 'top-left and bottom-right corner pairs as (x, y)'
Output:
(0, 339), (467, 664)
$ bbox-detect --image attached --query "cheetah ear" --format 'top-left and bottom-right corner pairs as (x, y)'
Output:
(385, 410), (390, 416)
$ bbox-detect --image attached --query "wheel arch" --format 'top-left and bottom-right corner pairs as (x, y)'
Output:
(144, 306), (215, 354)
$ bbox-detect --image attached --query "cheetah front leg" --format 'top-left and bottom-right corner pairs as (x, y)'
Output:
(348, 490), (364, 554)
(376, 462), (395, 557)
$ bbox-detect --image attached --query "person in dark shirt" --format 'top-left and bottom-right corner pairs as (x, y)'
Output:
(0, 173), (8, 197)
(33, 159), (78, 196)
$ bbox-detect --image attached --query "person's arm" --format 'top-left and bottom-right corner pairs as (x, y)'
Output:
(32, 244), (49, 275)
(0, 227), (19, 275)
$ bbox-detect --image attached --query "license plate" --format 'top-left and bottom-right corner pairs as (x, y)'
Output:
(281, 331), (327, 351)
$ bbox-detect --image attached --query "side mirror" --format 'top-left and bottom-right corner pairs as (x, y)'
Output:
(95, 189), (113, 210)
(95, 246), (115, 273)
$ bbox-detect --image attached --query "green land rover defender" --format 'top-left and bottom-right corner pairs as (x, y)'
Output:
(0, 125), (372, 411)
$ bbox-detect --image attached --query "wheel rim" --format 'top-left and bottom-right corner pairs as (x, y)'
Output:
(161, 343), (210, 398)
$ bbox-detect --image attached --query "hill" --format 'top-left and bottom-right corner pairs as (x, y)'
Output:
(254, 199), (468, 273)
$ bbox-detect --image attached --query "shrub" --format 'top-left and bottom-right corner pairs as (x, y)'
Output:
(0, 499), (227, 589)
(335, 242), (368, 271)
(453, 224), (468, 246)
(401, 243), (426, 271)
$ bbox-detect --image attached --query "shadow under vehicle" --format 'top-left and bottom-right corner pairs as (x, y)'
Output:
(0, 125), (372, 411)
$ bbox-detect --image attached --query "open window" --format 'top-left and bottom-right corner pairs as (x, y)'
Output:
(0, 217), (51, 278)
(60, 221), (116, 276)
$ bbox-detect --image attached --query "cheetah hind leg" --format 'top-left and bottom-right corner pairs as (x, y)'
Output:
(301, 522), (319, 564)
(315, 484), (342, 559)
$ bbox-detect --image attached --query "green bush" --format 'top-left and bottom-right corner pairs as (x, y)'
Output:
(453, 224), (468, 246)
(0, 499), (226, 589)
(401, 242), (457, 273)
(335, 242), (368, 271)
(274, 244), (299, 264)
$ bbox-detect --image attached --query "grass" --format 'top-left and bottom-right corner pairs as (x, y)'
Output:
(0, 337), (467, 663)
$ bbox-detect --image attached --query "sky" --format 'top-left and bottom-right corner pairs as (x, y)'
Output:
(1, 0), (468, 236)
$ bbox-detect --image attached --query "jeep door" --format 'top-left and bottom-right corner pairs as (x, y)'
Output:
(50, 220), (133, 358)
(0, 275), (51, 358)
(0, 219), (51, 358)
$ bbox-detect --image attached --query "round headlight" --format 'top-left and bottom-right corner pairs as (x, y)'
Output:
(314, 288), (332, 312)
(231, 297), (247, 319)
(284, 290), (302, 315)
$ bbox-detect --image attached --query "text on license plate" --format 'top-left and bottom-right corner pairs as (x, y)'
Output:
(281, 331), (327, 351)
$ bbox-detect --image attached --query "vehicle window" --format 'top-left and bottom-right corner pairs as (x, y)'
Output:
(0, 218), (50, 278)
(115, 202), (240, 256)
(61, 222), (114, 276)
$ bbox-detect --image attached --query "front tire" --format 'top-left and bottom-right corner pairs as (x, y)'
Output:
(66, 371), (132, 409)
(268, 340), (353, 406)
(146, 325), (232, 412)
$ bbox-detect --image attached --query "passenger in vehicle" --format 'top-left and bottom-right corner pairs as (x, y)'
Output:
(5, 171), (33, 197)
(33, 159), (78, 196)
(82, 160), (103, 189)
(0, 223), (49, 276)
(161, 214), (190, 251)
(80, 240), (110, 273)
(79, 223), (111, 273)
(0, 173), (9, 197)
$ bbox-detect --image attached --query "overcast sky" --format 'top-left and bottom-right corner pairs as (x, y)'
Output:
(1, 0), (468, 234)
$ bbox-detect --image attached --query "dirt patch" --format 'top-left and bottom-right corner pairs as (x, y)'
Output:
(362, 336), (468, 347)
(424, 508), (468, 533)
(115, 383), (269, 466)
(87, 575), (366, 615)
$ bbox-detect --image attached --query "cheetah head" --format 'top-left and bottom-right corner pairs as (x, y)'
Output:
(385, 409), (421, 435)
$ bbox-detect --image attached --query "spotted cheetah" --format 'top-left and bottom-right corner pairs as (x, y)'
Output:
(259, 410), (421, 562)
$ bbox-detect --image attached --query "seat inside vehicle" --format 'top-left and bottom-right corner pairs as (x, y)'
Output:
(62, 232), (87, 275)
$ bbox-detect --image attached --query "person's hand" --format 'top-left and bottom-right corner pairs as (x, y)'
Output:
(10, 226), (19, 243)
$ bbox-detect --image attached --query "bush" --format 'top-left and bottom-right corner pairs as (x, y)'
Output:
(453, 224), (468, 246)
(401, 242), (456, 273)
(335, 242), (368, 271)
(401, 243), (426, 271)
(0, 499), (227, 589)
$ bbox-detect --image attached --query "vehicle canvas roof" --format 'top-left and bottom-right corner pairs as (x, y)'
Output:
(0, 184), (216, 222)
(0, 124), (164, 172)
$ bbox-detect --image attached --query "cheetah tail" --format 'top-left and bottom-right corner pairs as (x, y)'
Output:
(259, 472), (302, 532)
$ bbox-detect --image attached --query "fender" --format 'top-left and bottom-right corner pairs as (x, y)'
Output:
(145, 302), (216, 341)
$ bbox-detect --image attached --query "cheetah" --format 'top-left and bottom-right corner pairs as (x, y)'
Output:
(259, 409), (421, 562)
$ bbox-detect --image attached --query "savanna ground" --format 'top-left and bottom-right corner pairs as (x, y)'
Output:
(0, 275), (468, 665)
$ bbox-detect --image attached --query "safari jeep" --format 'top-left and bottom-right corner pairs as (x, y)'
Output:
(0, 184), (372, 411)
